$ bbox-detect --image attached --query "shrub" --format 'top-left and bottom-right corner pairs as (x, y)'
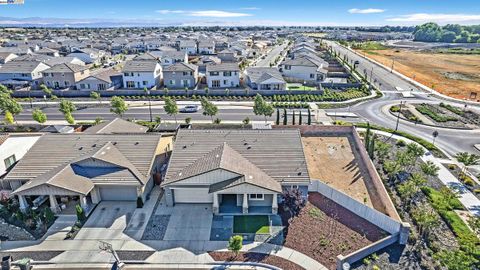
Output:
(390, 105), (400, 113)
(228, 235), (243, 257)
(396, 140), (406, 147)
(416, 104), (457, 122)
(136, 197), (144, 208)
(448, 164), (456, 170)
(75, 204), (86, 222)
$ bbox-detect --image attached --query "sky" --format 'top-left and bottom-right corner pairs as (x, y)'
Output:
(1, 0), (480, 26)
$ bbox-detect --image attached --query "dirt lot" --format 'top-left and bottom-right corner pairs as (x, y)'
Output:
(358, 49), (480, 100)
(302, 136), (372, 207)
(281, 193), (386, 270)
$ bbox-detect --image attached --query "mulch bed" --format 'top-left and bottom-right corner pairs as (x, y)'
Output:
(209, 251), (305, 270)
(117, 251), (155, 261)
(281, 192), (387, 270)
(0, 251), (63, 261)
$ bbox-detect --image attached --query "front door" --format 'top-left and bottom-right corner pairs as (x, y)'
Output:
(222, 194), (237, 206)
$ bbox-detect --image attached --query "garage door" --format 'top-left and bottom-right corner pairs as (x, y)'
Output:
(174, 188), (213, 203)
(99, 186), (137, 201)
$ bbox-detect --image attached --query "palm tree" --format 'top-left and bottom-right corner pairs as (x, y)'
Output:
(455, 152), (480, 174)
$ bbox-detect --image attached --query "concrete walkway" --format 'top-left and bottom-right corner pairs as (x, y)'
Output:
(363, 129), (480, 217)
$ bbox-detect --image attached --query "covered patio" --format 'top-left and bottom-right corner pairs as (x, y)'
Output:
(213, 191), (279, 215)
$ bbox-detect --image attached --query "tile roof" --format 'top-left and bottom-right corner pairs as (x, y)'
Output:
(83, 118), (148, 134)
(122, 60), (159, 72)
(206, 63), (239, 72)
(0, 60), (49, 74)
(164, 62), (198, 72)
(246, 67), (285, 84)
(43, 63), (88, 73)
(164, 129), (310, 186)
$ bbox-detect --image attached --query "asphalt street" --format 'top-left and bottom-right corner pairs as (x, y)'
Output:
(255, 42), (289, 67)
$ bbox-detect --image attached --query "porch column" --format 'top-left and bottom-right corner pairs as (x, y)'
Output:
(242, 193), (248, 214)
(272, 194), (278, 214)
(18, 195), (28, 212)
(49, 195), (59, 213)
(79, 195), (87, 209)
(213, 193), (219, 214)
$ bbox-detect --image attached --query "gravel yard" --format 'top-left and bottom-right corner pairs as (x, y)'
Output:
(141, 215), (170, 240)
(209, 251), (305, 270)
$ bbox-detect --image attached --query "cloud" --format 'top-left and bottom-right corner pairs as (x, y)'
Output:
(156, 9), (252, 18)
(348, 8), (385, 14)
(386, 13), (480, 23)
(188, 10), (251, 18)
(156, 10), (186, 15)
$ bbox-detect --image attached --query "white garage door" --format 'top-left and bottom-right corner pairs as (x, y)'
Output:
(99, 186), (137, 201)
(174, 188), (213, 203)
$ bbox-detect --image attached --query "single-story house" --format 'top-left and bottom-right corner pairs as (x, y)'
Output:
(2, 119), (172, 215)
(162, 129), (310, 215)
(245, 67), (287, 90)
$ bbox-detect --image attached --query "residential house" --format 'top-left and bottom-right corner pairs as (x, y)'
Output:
(195, 55), (221, 73)
(179, 40), (197, 56)
(163, 62), (199, 89)
(36, 47), (60, 57)
(2, 119), (172, 215)
(280, 56), (329, 83)
(0, 52), (18, 64)
(217, 50), (238, 63)
(42, 63), (90, 90)
(206, 63), (240, 88)
(198, 40), (215, 55)
(158, 51), (188, 68)
(0, 133), (41, 180)
(245, 67), (287, 90)
(67, 48), (105, 65)
(0, 61), (50, 89)
(76, 70), (123, 91)
(0, 46), (32, 56)
(161, 129), (310, 214)
(122, 60), (162, 89)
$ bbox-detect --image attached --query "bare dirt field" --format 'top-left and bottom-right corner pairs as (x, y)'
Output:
(358, 49), (480, 100)
(302, 136), (372, 207)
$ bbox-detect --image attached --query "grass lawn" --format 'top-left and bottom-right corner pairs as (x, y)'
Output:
(233, 215), (270, 234)
(287, 83), (317, 90)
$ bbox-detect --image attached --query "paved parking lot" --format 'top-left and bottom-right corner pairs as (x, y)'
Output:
(75, 201), (137, 240)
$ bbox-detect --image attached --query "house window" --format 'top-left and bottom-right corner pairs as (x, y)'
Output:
(223, 71), (232, 76)
(212, 80), (220, 88)
(284, 65), (291, 70)
(223, 80), (228, 85)
(98, 84), (106, 91)
(126, 81), (135, 88)
(210, 71), (219, 76)
(124, 73), (129, 77)
(142, 81), (148, 86)
(310, 74), (315, 79)
(169, 80), (175, 85)
(249, 194), (264, 200)
(4, 155), (16, 169)
(80, 83), (86, 89)
(65, 81), (70, 87)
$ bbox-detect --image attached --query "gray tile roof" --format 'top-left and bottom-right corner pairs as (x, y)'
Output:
(0, 61), (49, 74)
(4, 133), (162, 187)
(122, 60), (159, 72)
(206, 63), (239, 72)
(164, 62), (198, 72)
(84, 118), (148, 134)
(164, 129), (310, 186)
(246, 67), (285, 84)
(43, 63), (88, 73)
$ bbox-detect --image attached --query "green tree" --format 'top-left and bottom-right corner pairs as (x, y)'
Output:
(75, 204), (86, 222)
(228, 235), (243, 258)
(275, 108), (280, 125)
(253, 94), (274, 123)
(94, 117), (103, 125)
(110, 96), (128, 117)
(164, 97), (178, 124)
(185, 117), (192, 125)
(283, 108), (287, 125)
(307, 109), (312, 125)
(242, 117), (250, 127)
(4, 111), (14, 124)
(455, 152), (480, 174)
(375, 141), (391, 161)
(65, 112), (75, 124)
(32, 108), (47, 124)
(59, 100), (76, 124)
(200, 97), (218, 123)
(40, 84), (52, 97)
(90, 91), (101, 104)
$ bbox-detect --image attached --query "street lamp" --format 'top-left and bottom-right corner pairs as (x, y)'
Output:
(144, 88), (153, 122)
(432, 130), (439, 145)
(394, 101), (405, 131)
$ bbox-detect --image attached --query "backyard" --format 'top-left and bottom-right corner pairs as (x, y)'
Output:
(302, 136), (373, 207)
(356, 47), (480, 100)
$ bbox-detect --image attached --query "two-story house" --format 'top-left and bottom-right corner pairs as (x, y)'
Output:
(206, 63), (240, 89)
(280, 56), (329, 83)
(198, 40), (215, 55)
(163, 62), (199, 89)
(0, 61), (51, 89)
(122, 60), (162, 89)
(42, 63), (90, 90)
(179, 40), (197, 56)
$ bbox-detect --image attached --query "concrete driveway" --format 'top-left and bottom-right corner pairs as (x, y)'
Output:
(154, 203), (213, 241)
(75, 201), (137, 240)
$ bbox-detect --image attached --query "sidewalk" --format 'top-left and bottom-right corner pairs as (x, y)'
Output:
(363, 129), (480, 217)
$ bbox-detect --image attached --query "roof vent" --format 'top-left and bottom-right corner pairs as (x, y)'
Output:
(135, 142), (139, 145)
(92, 144), (96, 147)
(78, 147), (83, 150)
(243, 142), (248, 146)
(247, 146), (251, 150)
(112, 142), (117, 145)
(183, 145), (187, 149)
(297, 172), (302, 176)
